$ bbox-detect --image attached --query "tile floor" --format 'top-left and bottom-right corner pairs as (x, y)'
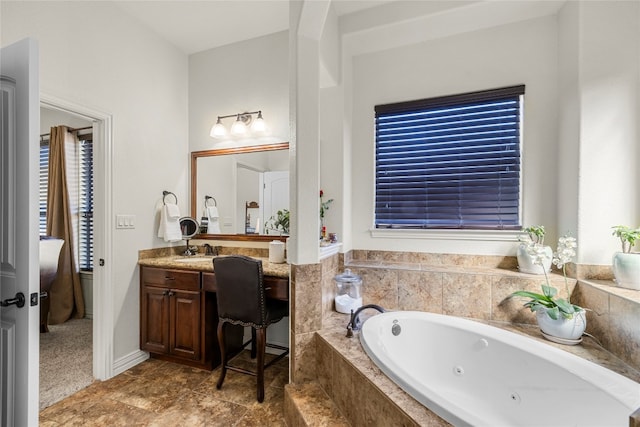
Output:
(39, 352), (289, 426)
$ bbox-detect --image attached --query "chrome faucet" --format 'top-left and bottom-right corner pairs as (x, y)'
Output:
(346, 304), (386, 338)
(202, 244), (219, 256)
(183, 239), (197, 256)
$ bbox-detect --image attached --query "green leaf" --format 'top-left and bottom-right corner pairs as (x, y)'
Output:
(510, 291), (549, 301)
(555, 298), (575, 315)
(546, 306), (560, 320)
(541, 285), (557, 298)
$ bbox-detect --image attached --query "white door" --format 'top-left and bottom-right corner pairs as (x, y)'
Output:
(1, 38), (40, 427)
(263, 171), (289, 233)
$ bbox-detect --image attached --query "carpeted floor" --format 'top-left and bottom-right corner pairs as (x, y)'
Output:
(39, 317), (93, 409)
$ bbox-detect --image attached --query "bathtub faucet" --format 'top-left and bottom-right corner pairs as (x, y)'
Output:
(346, 304), (386, 338)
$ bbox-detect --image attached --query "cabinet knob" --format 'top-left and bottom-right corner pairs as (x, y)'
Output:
(165, 276), (175, 281)
(168, 291), (175, 297)
(163, 290), (169, 296)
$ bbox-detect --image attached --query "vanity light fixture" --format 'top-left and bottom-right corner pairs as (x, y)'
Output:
(209, 110), (266, 138)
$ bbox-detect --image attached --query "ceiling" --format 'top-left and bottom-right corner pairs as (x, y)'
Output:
(113, 0), (395, 55)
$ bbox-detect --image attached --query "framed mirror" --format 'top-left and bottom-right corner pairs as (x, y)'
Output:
(191, 142), (289, 242)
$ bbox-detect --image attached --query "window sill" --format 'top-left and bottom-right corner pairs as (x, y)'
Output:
(369, 228), (521, 242)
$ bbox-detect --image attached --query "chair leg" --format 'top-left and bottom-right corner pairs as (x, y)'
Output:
(216, 321), (227, 390)
(250, 328), (257, 359)
(256, 327), (266, 403)
(40, 296), (50, 333)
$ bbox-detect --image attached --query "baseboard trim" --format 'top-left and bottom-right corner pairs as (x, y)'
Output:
(112, 350), (149, 376)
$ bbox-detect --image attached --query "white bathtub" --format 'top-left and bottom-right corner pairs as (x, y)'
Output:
(360, 311), (640, 427)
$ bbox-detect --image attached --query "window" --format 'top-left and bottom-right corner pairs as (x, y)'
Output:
(374, 85), (524, 230)
(39, 133), (94, 271)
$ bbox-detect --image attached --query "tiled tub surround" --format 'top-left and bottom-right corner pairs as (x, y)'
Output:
(287, 250), (640, 425)
(306, 312), (640, 427)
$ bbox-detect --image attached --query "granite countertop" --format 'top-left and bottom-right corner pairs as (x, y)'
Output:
(137, 255), (290, 278)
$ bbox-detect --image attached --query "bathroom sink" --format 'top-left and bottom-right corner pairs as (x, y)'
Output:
(174, 257), (214, 263)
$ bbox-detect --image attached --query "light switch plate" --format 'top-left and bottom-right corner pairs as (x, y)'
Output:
(116, 214), (136, 229)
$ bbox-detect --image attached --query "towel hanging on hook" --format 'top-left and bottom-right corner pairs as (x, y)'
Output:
(203, 195), (221, 234)
(162, 190), (177, 205)
(204, 195), (217, 207)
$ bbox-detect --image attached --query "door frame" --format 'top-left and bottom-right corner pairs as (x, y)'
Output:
(40, 93), (114, 380)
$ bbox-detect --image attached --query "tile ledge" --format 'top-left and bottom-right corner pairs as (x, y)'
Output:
(344, 260), (574, 281)
(579, 279), (640, 305)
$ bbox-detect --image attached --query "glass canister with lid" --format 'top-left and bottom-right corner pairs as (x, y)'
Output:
(333, 269), (363, 314)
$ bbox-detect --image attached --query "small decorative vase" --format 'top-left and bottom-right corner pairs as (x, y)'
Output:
(612, 252), (640, 290)
(536, 309), (586, 341)
(517, 244), (552, 275)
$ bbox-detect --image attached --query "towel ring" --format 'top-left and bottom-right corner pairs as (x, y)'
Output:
(162, 190), (178, 205)
(204, 195), (217, 207)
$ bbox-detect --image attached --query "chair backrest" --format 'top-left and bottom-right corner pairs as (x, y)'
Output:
(39, 236), (64, 287)
(213, 255), (266, 328)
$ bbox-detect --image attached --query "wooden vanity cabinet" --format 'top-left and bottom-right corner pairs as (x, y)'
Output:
(140, 266), (248, 370)
(140, 266), (218, 369)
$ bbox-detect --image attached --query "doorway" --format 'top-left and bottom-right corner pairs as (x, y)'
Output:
(38, 95), (113, 407)
(38, 107), (93, 408)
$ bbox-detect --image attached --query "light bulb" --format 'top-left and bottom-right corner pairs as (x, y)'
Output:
(230, 115), (247, 135)
(251, 111), (266, 133)
(210, 117), (227, 138)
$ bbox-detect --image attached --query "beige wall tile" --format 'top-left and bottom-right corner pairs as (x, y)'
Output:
(315, 336), (333, 399)
(609, 295), (640, 370)
(398, 270), (443, 313)
(291, 263), (321, 283)
(292, 278), (322, 334)
(291, 332), (316, 384)
(331, 353), (367, 426)
(492, 275), (547, 324)
(572, 283), (611, 348)
(351, 267), (399, 310)
(442, 272), (492, 320)
(362, 379), (418, 427)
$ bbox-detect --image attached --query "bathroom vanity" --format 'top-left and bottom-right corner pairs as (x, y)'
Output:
(138, 255), (289, 370)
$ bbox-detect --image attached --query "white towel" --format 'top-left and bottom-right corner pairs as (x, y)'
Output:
(205, 206), (221, 233)
(158, 203), (182, 242)
(206, 206), (219, 219)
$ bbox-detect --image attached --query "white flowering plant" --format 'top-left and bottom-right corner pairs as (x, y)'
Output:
(511, 235), (584, 320)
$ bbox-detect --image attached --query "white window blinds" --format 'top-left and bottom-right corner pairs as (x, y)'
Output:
(39, 135), (94, 271)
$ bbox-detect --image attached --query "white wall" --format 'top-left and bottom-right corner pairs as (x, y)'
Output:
(2, 1), (189, 365)
(347, 15), (559, 255)
(574, 1), (640, 263)
(189, 31), (289, 153)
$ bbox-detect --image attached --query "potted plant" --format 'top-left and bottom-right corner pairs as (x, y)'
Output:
(511, 234), (586, 343)
(517, 225), (552, 275)
(264, 209), (290, 235)
(611, 225), (640, 290)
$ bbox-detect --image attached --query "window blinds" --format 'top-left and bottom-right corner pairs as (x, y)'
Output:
(39, 136), (94, 271)
(374, 85), (524, 230)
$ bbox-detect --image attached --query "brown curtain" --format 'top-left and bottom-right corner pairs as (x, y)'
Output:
(46, 126), (85, 324)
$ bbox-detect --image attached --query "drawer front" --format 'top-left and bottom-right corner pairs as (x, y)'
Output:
(142, 267), (200, 291)
(264, 277), (288, 301)
(202, 272), (216, 292)
(203, 272), (288, 301)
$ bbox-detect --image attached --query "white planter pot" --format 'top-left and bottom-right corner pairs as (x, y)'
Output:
(612, 252), (640, 290)
(536, 309), (586, 341)
(517, 244), (552, 275)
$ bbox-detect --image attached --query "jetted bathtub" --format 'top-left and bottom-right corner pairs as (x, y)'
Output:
(360, 311), (640, 427)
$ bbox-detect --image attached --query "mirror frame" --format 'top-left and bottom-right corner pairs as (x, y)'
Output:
(191, 142), (289, 242)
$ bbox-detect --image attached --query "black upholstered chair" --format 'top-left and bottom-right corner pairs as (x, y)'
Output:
(213, 255), (289, 402)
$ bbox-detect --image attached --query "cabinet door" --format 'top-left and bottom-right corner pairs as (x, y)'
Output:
(141, 286), (170, 354)
(169, 289), (201, 360)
